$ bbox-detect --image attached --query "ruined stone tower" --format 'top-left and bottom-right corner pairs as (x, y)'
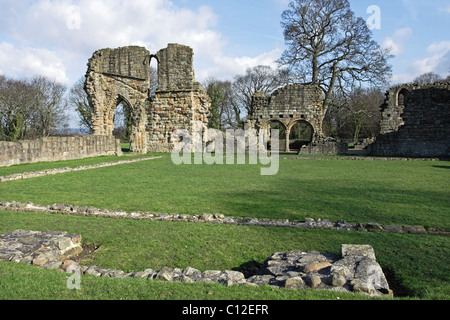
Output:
(369, 82), (450, 157)
(85, 44), (210, 153)
(148, 44), (210, 152)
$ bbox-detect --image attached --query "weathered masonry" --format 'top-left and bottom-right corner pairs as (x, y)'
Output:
(0, 136), (122, 167)
(247, 84), (347, 155)
(369, 82), (450, 158)
(85, 44), (210, 154)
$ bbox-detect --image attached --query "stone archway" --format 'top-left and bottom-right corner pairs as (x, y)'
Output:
(397, 88), (409, 107)
(112, 95), (133, 141)
(248, 84), (326, 153)
(267, 120), (287, 152)
(287, 120), (314, 152)
(85, 46), (150, 153)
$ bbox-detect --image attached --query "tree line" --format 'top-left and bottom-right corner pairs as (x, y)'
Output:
(2, 0), (449, 143)
(0, 75), (68, 141)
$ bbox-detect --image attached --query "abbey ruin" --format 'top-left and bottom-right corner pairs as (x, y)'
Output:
(85, 43), (449, 159)
(1, 43), (448, 167)
(85, 44), (210, 154)
(247, 84), (347, 155)
(84, 44), (349, 156)
(369, 82), (450, 158)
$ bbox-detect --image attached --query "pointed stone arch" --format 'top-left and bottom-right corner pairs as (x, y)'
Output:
(85, 44), (210, 154)
(85, 46), (150, 153)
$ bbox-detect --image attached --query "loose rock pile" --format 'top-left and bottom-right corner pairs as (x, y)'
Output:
(0, 230), (393, 297)
(248, 244), (392, 297)
(0, 230), (82, 267)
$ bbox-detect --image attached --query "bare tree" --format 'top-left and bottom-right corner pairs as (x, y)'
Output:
(413, 72), (443, 85)
(325, 87), (383, 141)
(0, 76), (36, 141)
(30, 76), (68, 137)
(69, 77), (94, 133)
(232, 65), (291, 117)
(0, 75), (68, 140)
(279, 0), (393, 120)
(204, 78), (241, 129)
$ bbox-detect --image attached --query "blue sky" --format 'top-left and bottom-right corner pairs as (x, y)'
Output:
(0, 0), (449, 116)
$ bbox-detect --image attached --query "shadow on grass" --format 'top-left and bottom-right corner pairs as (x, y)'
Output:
(232, 260), (265, 278)
(433, 165), (450, 170)
(213, 177), (449, 226)
(383, 267), (414, 297)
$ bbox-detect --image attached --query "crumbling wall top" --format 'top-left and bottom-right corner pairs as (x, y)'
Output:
(156, 43), (196, 92)
(87, 46), (150, 81)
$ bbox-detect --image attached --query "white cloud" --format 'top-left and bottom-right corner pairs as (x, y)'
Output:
(411, 41), (450, 76)
(391, 41), (450, 83)
(0, 42), (69, 84)
(382, 28), (413, 55)
(198, 48), (282, 81)
(0, 0), (281, 85)
(438, 5), (450, 14)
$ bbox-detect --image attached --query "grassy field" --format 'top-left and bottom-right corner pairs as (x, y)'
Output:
(0, 154), (449, 300)
(0, 156), (448, 228)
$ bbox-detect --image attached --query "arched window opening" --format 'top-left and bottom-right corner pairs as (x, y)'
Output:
(397, 89), (409, 106)
(113, 100), (132, 143)
(289, 121), (314, 151)
(149, 55), (159, 97)
(268, 120), (287, 152)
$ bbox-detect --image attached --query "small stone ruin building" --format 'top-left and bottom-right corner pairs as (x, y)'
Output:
(247, 84), (347, 155)
(369, 82), (450, 158)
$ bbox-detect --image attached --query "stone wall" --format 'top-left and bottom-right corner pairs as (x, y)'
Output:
(248, 84), (346, 154)
(156, 44), (196, 92)
(249, 84), (324, 141)
(85, 44), (210, 154)
(369, 82), (450, 158)
(85, 46), (151, 153)
(0, 229), (393, 297)
(3, 201), (446, 236)
(299, 140), (348, 155)
(147, 44), (210, 152)
(0, 135), (122, 167)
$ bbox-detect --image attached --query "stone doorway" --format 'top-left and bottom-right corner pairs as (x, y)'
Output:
(288, 121), (314, 152)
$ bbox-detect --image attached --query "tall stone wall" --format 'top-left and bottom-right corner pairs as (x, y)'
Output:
(0, 136), (122, 167)
(85, 43), (210, 154)
(156, 44), (196, 92)
(85, 46), (151, 153)
(147, 44), (210, 152)
(369, 82), (450, 158)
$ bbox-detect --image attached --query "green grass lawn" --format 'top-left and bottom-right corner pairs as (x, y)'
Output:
(0, 156), (448, 228)
(0, 155), (449, 300)
(1, 210), (448, 300)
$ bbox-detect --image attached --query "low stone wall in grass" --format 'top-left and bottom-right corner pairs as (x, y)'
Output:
(0, 156), (162, 182)
(1, 201), (448, 237)
(0, 230), (393, 297)
(0, 135), (123, 167)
